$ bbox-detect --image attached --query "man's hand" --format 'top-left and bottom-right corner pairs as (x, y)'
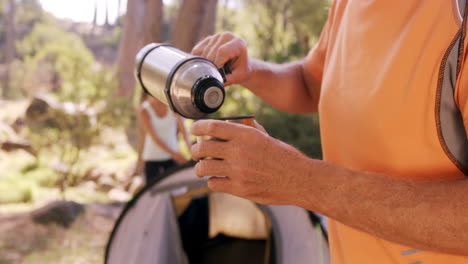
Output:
(190, 119), (312, 205)
(192, 32), (250, 86)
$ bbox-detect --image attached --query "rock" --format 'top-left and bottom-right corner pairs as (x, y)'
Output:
(31, 200), (85, 228)
(25, 95), (55, 122)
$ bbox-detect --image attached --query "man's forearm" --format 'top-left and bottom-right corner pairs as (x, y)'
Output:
(241, 59), (320, 113)
(296, 159), (468, 255)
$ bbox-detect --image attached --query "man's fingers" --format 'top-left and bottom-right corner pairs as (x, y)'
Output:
(206, 32), (236, 65)
(191, 120), (249, 141)
(194, 159), (231, 178)
(206, 35), (225, 63)
(191, 139), (230, 161)
(207, 176), (232, 193)
(214, 38), (246, 68)
(192, 36), (214, 55)
(201, 35), (220, 58)
(253, 120), (268, 134)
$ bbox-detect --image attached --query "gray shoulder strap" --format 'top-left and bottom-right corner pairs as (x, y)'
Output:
(436, 0), (468, 175)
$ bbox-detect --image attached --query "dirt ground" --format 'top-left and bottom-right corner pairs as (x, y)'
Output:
(0, 203), (121, 264)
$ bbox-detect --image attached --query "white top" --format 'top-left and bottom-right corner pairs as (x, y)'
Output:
(142, 101), (178, 161)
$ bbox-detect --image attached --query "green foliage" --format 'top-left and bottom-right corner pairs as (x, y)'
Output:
(25, 95), (110, 193)
(16, 0), (46, 29)
(26, 166), (59, 187)
(15, 20), (96, 99)
(6, 0), (132, 197)
(288, 0), (330, 40)
(257, 109), (322, 159)
(240, 0), (329, 61)
(0, 185), (33, 204)
(0, 172), (34, 204)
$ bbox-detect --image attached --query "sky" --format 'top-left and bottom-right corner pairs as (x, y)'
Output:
(39, 0), (236, 25)
(39, 0), (127, 25)
(39, 0), (172, 25)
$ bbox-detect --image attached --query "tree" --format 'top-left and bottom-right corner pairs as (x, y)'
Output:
(115, 0), (146, 96)
(104, 0), (110, 27)
(3, 0), (16, 98)
(116, 0), (164, 97)
(144, 0), (163, 44)
(91, 0), (97, 34)
(244, 0), (328, 61)
(135, 0), (164, 175)
(171, 0), (218, 52)
(117, 0), (122, 25)
(198, 0), (218, 39)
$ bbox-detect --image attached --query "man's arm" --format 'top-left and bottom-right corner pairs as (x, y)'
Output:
(190, 120), (468, 256)
(192, 32), (321, 113)
(241, 59), (321, 113)
(299, 162), (468, 256)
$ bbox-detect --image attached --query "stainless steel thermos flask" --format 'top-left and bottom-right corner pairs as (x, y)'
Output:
(135, 43), (231, 119)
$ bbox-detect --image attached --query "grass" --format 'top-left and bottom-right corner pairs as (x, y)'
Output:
(23, 211), (113, 264)
(0, 100), (137, 263)
(0, 125), (136, 211)
(0, 152), (113, 213)
(0, 208), (115, 264)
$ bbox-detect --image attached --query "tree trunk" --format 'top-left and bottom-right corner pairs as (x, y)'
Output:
(3, 0), (16, 99)
(117, 0), (122, 25)
(171, 0), (219, 52)
(115, 0), (146, 97)
(91, 0), (98, 34)
(116, 0), (163, 96)
(104, 0), (110, 27)
(143, 0), (163, 44)
(198, 0), (218, 39)
(116, 0), (164, 174)
(134, 0), (164, 175)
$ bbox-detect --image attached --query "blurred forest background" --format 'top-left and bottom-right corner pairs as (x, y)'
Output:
(0, 0), (329, 262)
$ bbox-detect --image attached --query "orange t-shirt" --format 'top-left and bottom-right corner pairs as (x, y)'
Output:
(306, 0), (468, 263)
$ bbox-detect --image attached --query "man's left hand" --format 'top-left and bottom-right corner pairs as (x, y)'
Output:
(190, 119), (313, 205)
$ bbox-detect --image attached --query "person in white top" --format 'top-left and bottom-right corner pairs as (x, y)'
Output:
(139, 93), (191, 184)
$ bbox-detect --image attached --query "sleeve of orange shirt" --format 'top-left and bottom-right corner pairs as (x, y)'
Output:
(303, 1), (337, 82)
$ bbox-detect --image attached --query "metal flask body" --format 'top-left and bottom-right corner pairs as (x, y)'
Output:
(135, 43), (226, 119)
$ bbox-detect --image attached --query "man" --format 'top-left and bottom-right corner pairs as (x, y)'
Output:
(190, 0), (468, 263)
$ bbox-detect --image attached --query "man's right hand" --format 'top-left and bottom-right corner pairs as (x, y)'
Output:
(192, 32), (250, 86)
(193, 32), (319, 114)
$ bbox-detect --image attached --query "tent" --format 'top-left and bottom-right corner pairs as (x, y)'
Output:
(105, 162), (330, 264)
